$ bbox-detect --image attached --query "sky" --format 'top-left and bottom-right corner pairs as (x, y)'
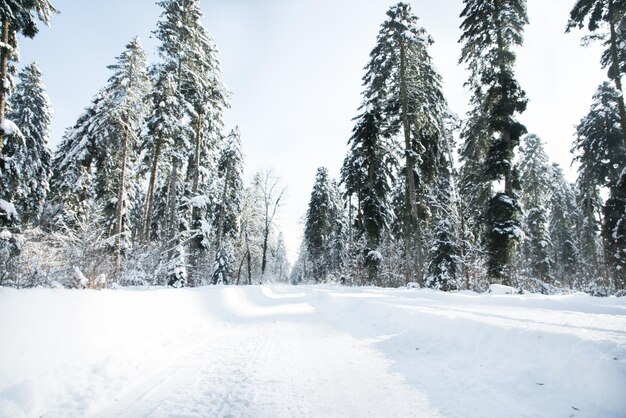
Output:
(18, 0), (607, 263)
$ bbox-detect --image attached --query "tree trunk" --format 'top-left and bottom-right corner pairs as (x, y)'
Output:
(188, 115), (204, 285)
(246, 245), (252, 285)
(261, 224), (270, 278)
(400, 39), (422, 284)
(215, 164), (230, 253)
(142, 137), (162, 241)
(166, 157), (179, 241)
(608, 0), (626, 149)
(0, 18), (10, 156)
(114, 126), (130, 278)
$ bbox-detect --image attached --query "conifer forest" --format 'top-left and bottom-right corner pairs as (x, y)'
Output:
(1, 0), (626, 296)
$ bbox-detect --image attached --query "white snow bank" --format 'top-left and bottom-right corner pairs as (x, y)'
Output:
(0, 285), (624, 417)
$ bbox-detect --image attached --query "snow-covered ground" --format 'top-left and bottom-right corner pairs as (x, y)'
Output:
(0, 285), (625, 418)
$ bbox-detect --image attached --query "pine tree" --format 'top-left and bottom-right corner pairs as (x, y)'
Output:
(4, 63), (52, 225)
(572, 82), (626, 288)
(362, 3), (448, 283)
(0, 0), (56, 154)
(572, 82), (626, 189)
(603, 167), (626, 290)
(425, 177), (462, 292)
(575, 177), (605, 285)
(457, 91), (491, 272)
(549, 164), (581, 288)
(304, 167), (335, 282)
(459, 0), (528, 284)
(90, 38), (151, 274)
(45, 96), (104, 232)
(567, 0), (626, 148)
(341, 102), (397, 251)
(142, 0), (229, 286)
(518, 134), (553, 286)
(211, 127), (244, 285)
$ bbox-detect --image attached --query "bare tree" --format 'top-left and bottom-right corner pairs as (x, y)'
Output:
(257, 170), (286, 278)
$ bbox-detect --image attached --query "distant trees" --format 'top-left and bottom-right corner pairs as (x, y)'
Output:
(3, 0), (626, 294)
(1, 0), (293, 288)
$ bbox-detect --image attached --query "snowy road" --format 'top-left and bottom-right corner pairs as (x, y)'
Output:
(1, 285), (625, 417)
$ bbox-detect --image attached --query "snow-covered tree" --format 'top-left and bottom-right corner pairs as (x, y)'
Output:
(90, 38), (151, 272)
(4, 63), (52, 225)
(45, 96), (103, 232)
(549, 164), (581, 288)
(304, 167), (335, 282)
(355, 2), (448, 284)
(603, 167), (626, 290)
(572, 82), (626, 190)
(567, 0), (626, 148)
(517, 134), (553, 285)
(459, 0), (528, 283)
(0, 0), (56, 154)
(211, 127), (244, 284)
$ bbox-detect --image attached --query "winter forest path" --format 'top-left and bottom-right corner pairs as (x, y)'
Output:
(93, 286), (439, 418)
(0, 285), (625, 417)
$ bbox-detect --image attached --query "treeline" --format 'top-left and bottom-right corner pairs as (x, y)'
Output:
(293, 1), (626, 295)
(0, 0), (290, 288)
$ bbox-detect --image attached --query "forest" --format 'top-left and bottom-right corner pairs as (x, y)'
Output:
(0, 0), (625, 296)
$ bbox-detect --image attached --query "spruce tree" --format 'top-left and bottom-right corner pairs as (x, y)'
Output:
(567, 0), (626, 148)
(517, 134), (553, 285)
(142, 0), (229, 286)
(4, 63), (52, 225)
(304, 167), (335, 282)
(211, 127), (244, 285)
(459, 0), (528, 284)
(0, 0), (56, 154)
(572, 82), (626, 189)
(91, 38), (151, 273)
(45, 96), (104, 231)
(362, 3), (448, 283)
(603, 167), (626, 290)
(549, 164), (581, 289)
(341, 103), (397, 251)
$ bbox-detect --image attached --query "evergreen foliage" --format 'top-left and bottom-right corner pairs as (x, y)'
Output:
(518, 134), (553, 285)
(3, 63), (52, 225)
(459, 0), (528, 283)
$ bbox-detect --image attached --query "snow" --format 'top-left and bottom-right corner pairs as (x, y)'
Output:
(0, 199), (18, 221)
(0, 285), (625, 417)
(0, 119), (19, 136)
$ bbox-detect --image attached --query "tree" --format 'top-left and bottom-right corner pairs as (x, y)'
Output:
(211, 127), (244, 285)
(567, 0), (626, 148)
(572, 82), (626, 287)
(91, 38), (151, 274)
(341, 102), (397, 252)
(549, 164), (581, 288)
(0, 0), (56, 154)
(3, 63), (52, 225)
(359, 3), (448, 283)
(459, 0), (529, 283)
(304, 167), (335, 282)
(603, 167), (626, 290)
(572, 82), (626, 190)
(517, 134), (553, 285)
(257, 170), (285, 278)
(45, 96), (104, 232)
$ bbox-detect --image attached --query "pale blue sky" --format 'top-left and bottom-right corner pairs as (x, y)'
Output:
(19, 0), (606, 261)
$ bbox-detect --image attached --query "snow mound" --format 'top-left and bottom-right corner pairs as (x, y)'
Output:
(488, 283), (519, 295)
